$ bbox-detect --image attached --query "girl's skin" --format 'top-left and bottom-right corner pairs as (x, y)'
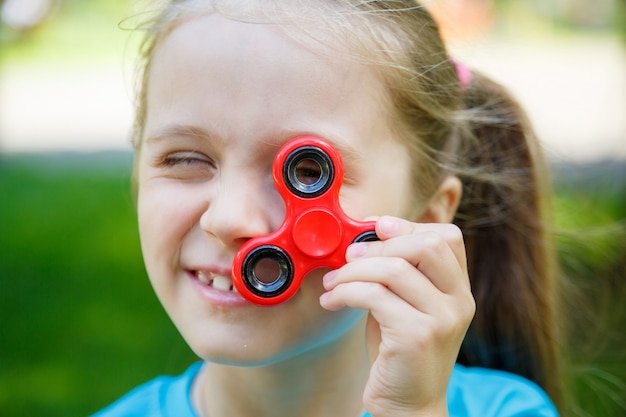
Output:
(136, 14), (475, 417)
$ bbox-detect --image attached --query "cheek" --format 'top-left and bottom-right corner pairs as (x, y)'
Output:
(373, 180), (415, 219)
(137, 183), (206, 270)
(335, 144), (416, 222)
(137, 190), (169, 284)
(339, 183), (413, 222)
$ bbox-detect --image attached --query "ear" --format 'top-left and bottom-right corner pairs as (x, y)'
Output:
(416, 175), (462, 223)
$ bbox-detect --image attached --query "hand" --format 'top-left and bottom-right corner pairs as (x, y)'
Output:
(320, 216), (476, 417)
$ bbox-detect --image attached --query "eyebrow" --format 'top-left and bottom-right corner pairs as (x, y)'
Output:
(144, 124), (218, 146)
(265, 129), (364, 167)
(144, 124), (363, 165)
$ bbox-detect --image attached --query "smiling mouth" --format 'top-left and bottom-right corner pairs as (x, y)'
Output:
(195, 271), (238, 293)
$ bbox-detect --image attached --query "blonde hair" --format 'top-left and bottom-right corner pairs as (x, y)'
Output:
(130, 0), (563, 411)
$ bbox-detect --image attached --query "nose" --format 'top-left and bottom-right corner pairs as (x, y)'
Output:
(200, 172), (283, 249)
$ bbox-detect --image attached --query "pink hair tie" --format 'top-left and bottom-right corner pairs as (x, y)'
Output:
(451, 59), (472, 91)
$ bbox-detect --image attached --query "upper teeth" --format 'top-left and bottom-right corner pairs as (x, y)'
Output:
(196, 271), (237, 293)
(197, 271), (211, 284)
(213, 275), (232, 291)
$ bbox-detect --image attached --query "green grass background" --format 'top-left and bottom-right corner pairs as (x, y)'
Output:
(1, 153), (624, 416)
(0, 154), (197, 416)
(551, 163), (626, 416)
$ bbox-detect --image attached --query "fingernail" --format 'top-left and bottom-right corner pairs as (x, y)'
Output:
(323, 270), (337, 287)
(379, 216), (399, 236)
(346, 242), (367, 260)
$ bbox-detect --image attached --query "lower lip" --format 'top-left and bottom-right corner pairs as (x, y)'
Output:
(187, 271), (252, 308)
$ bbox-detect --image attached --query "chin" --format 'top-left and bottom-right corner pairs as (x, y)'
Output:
(177, 321), (287, 366)
(188, 339), (301, 368)
(184, 307), (367, 368)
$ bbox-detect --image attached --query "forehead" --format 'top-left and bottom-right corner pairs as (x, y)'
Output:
(150, 6), (369, 75)
(144, 12), (394, 149)
(149, 0), (391, 81)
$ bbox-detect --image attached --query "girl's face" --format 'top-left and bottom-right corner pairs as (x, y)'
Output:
(136, 14), (415, 366)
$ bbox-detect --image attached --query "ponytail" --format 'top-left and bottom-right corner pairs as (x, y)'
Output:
(452, 71), (563, 408)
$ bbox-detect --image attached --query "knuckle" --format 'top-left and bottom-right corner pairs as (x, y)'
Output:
(420, 231), (447, 256)
(362, 281), (389, 300)
(435, 296), (475, 337)
(444, 224), (464, 245)
(437, 306), (460, 334)
(449, 293), (476, 329)
(464, 293), (477, 321)
(384, 257), (412, 278)
(421, 230), (445, 247)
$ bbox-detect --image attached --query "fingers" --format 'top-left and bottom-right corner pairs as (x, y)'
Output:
(375, 216), (468, 278)
(321, 257), (438, 314)
(319, 215), (475, 321)
(351, 216), (469, 295)
(321, 268), (431, 316)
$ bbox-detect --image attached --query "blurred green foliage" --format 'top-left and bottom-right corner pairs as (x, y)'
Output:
(0, 155), (624, 416)
(552, 163), (626, 417)
(0, 154), (197, 416)
(1, 0), (136, 64)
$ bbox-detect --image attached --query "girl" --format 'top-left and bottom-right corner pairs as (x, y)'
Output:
(94, 1), (563, 416)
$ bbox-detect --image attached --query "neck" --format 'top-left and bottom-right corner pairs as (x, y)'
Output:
(193, 319), (369, 417)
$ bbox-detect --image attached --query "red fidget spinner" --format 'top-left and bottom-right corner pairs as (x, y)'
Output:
(232, 136), (378, 306)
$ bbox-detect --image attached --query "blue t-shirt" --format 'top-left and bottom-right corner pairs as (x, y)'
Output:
(91, 362), (558, 417)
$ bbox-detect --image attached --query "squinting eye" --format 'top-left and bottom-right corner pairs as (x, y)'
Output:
(160, 151), (213, 167)
(294, 158), (322, 186)
(156, 151), (217, 181)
